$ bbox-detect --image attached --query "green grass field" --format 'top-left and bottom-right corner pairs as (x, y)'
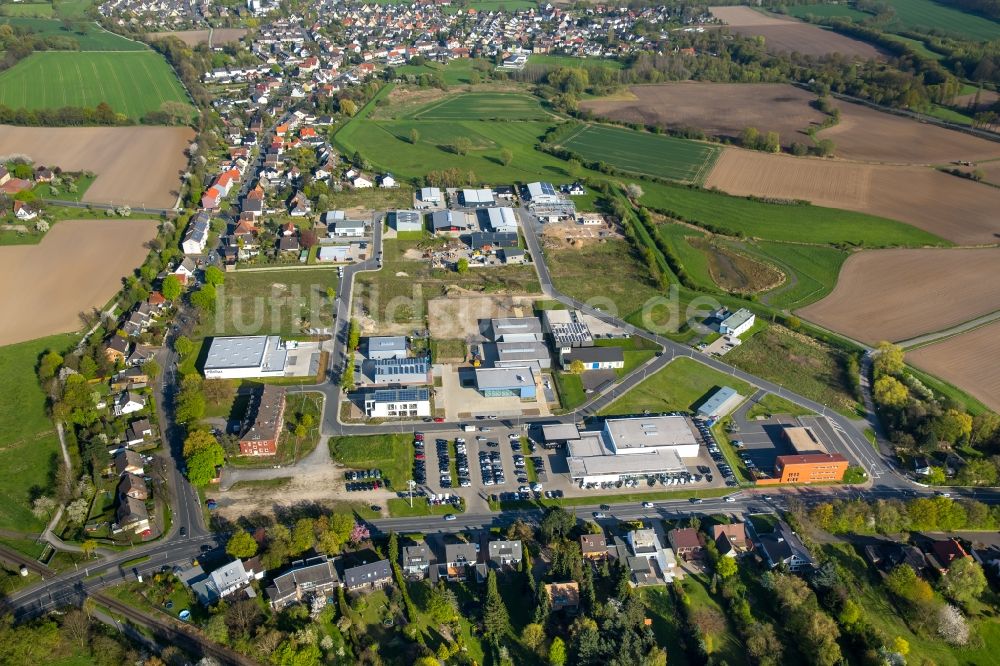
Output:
(884, 0), (1000, 40)
(206, 268), (337, 338)
(528, 53), (625, 70)
(442, 0), (537, 13)
(405, 91), (551, 120)
(0, 2), (53, 16)
(559, 124), (720, 184)
(328, 434), (413, 490)
(783, 3), (871, 21)
(0, 333), (78, 533)
(739, 241), (849, 310)
(0, 18), (145, 50)
(394, 58), (480, 86)
(601, 356), (753, 415)
(0, 51), (190, 118)
(640, 180), (947, 247)
(725, 323), (859, 415)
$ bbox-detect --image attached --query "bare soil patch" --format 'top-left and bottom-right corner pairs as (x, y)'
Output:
(705, 149), (1000, 244)
(0, 219), (157, 345)
(689, 237), (784, 294)
(0, 125), (193, 208)
(541, 221), (621, 249)
(819, 102), (1000, 163)
(908, 321), (1000, 413)
(710, 6), (882, 58)
(427, 294), (540, 340)
(149, 28), (246, 46)
(798, 248), (1000, 344)
(952, 89), (1000, 112)
(581, 82), (826, 145)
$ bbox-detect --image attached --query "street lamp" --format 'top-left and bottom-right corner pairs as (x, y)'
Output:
(408, 479), (416, 508)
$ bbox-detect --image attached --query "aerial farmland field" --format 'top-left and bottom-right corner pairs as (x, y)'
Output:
(0, 51), (191, 119)
(709, 6), (883, 58)
(557, 123), (720, 184)
(798, 248), (1000, 344)
(0, 17), (146, 50)
(882, 0), (1000, 41)
(908, 321), (1000, 413)
(404, 91), (552, 120)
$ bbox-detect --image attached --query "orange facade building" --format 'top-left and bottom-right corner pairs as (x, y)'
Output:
(771, 453), (849, 484)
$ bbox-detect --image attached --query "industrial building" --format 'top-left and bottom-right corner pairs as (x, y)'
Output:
(771, 453), (849, 484)
(719, 308), (756, 337)
(364, 388), (431, 418)
(468, 232), (518, 250)
(330, 219), (365, 237)
(561, 346), (624, 370)
(474, 366), (537, 398)
(366, 336), (408, 360)
(525, 181), (561, 205)
(697, 386), (743, 420)
(431, 209), (466, 232)
(393, 210), (423, 232)
(461, 188), (495, 207)
(238, 385), (287, 456)
(419, 186), (442, 206)
(372, 357), (431, 385)
(543, 309), (594, 350)
(565, 416), (701, 485)
(203, 336), (288, 379)
(491, 317), (544, 342)
(494, 341), (551, 369)
(479, 207), (518, 233)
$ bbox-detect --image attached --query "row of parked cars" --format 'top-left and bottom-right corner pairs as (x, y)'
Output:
(346, 481), (382, 492)
(696, 419), (739, 487)
(413, 434), (427, 484)
(345, 469), (382, 481)
(480, 449), (506, 486)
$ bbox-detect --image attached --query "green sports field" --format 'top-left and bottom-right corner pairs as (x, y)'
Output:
(0, 17), (145, 50)
(404, 92), (552, 120)
(0, 51), (191, 118)
(559, 124), (720, 184)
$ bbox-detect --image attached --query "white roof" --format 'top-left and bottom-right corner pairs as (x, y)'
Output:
(721, 308), (755, 330)
(462, 188), (494, 204)
(604, 416), (698, 451)
(420, 186), (441, 202)
(475, 366), (535, 390)
(485, 207), (517, 232)
(205, 336), (287, 372)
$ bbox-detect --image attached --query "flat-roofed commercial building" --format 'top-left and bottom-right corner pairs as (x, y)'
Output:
(543, 309), (593, 350)
(782, 426), (827, 454)
(491, 317), (543, 342)
(495, 341), (551, 369)
(525, 181), (561, 204)
(542, 423), (581, 448)
(719, 308), (756, 337)
(461, 188), (495, 207)
(474, 366), (537, 398)
(431, 209), (467, 232)
(393, 210), (423, 232)
(566, 430), (687, 485)
(562, 345), (624, 370)
(366, 336), (407, 360)
(603, 416), (700, 458)
(771, 453), (849, 484)
(364, 388), (431, 418)
(372, 357), (431, 385)
(203, 336), (288, 379)
(479, 206), (518, 233)
(697, 386), (743, 420)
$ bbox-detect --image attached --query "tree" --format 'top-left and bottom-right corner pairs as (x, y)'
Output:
(937, 604), (970, 645)
(874, 375), (908, 408)
(190, 283), (217, 312)
(80, 539), (98, 559)
(763, 131), (780, 153)
(816, 138), (836, 157)
(569, 359), (585, 375)
(290, 518), (316, 556)
(176, 375), (206, 424)
(456, 258), (469, 274)
(175, 335), (194, 357)
(452, 136), (473, 155)
(539, 507), (575, 543)
(521, 623), (545, 653)
(183, 430), (218, 459)
(339, 99), (358, 116)
(204, 265), (225, 286)
(740, 126), (760, 149)
(161, 274), (182, 301)
(500, 148), (513, 166)
(226, 528), (259, 559)
(483, 570), (510, 646)
(933, 409), (973, 445)
(409, 128), (420, 144)
(60, 609), (91, 649)
(548, 636), (567, 666)
(186, 440), (224, 486)
(926, 466), (947, 486)
(746, 622), (783, 666)
(37, 350), (63, 383)
(142, 359), (161, 380)
(874, 341), (905, 376)
(941, 557), (987, 606)
(716, 555), (738, 579)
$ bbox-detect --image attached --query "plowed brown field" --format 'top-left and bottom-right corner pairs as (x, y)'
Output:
(819, 102), (1000, 163)
(580, 83), (826, 145)
(0, 125), (193, 208)
(709, 6), (882, 58)
(705, 149), (1000, 244)
(908, 322), (1000, 412)
(0, 219), (158, 346)
(797, 248), (1000, 344)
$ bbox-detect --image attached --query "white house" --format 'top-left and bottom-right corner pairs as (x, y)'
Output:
(525, 181), (561, 205)
(353, 176), (373, 189)
(562, 346), (624, 370)
(114, 391), (146, 417)
(332, 219), (365, 237)
(719, 309), (755, 337)
(13, 201), (37, 221)
(380, 174), (397, 188)
(181, 212), (211, 255)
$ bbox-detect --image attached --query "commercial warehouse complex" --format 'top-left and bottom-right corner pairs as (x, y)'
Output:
(203, 336), (288, 379)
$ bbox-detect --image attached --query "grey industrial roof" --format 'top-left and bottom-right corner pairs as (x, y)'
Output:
(335, 219), (365, 230)
(468, 232), (518, 249)
(394, 210), (423, 228)
(373, 357), (429, 378)
(721, 308), (755, 330)
(479, 207), (517, 231)
(604, 416), (698, 451)
(368, 336), (407, 353)
(496, 341), (550, 364)
(491, 317), (543, 337)
(565, 346), (623, 364)
(527, 181), (557, 198)
(542, 423), (581, 442)
(474, 366), (535, 390)
(698, 387), (741, 416)
(420, 186), (441, 202)
(462, 188), (494, 204)
(567, 447), (686, 478)
(431, 209), (466, 229)
(205, 336), (287, 371)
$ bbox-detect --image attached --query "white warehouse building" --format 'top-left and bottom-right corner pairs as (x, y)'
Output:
(719, 308), (756, 337)
(364, 388), (431, 418)
(203, 336), (288, 379)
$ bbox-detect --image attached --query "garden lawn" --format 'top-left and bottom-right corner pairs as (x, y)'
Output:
(601, 356), (753, 416)
(405, 91), (551, 120)
(0, 18), (146, 50)
(559, 123), (720, 184)
(725, 324), (859, 416)
(386, 498), (463, 517)
(554, 371), (585, 410)
(681, 574), (750, 666)
(0, 333), (78, 533)
(0, 51), (191, 120)
(529, 53), (625, 70)
(329, 433), (413, 490)
(206, 268), (337, 337)
(640, 179), (946, 247)
(641, 588), (691, 666)
(746, 392), (816, 418)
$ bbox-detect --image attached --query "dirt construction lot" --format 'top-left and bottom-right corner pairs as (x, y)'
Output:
(0, 219), (158, 346)
(798, 248), (1000, 344)
(705, 149), (1000, 244)
(818, 102), (1000, 164)
(908, 321), (1000, 413)
(709, 6), (882, 59)
(0, 125), (193, 208)
(580, 83), (826, 145)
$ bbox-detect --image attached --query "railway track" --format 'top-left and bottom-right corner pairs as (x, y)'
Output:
(0, 543), (54, 578)
(93, 592), (259, 666)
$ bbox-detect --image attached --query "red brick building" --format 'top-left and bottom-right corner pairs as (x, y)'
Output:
(239, 385), (287, 456)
